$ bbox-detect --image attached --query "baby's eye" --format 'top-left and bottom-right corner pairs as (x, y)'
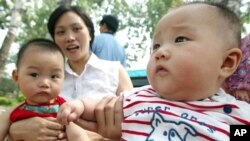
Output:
(152, 43), (161, 50)
(51, 75), (59, 80)
(175, 36), (188, 43)
(30, 73), (39, 78)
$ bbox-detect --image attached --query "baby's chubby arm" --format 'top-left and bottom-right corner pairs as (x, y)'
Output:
(57, 98), (101, 125)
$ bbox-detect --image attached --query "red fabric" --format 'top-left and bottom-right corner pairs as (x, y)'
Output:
(10, 96), (66, 122)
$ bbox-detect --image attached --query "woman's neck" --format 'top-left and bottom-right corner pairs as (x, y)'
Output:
(68, 54), (90, 75)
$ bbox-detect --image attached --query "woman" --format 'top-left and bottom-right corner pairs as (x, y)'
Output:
(8, 5), (133, 140)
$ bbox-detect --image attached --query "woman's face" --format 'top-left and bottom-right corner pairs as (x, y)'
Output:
(54, 11), (91, 62)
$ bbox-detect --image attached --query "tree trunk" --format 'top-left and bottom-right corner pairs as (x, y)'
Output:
(0, 0), (26, 77)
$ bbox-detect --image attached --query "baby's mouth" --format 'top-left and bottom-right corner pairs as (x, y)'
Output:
(155, 65), (168, 73)
(37, 91), (49, 95)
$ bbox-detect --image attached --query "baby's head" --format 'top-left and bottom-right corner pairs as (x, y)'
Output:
(147, 1), (242, 101)
(12, 38), (65, 105)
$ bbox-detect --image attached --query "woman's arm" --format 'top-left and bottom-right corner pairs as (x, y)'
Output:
(75, 96), (123, 140)
(9, 117), (65, 141)
(0, 108), (12, 141)
(116, 66), (133, 96)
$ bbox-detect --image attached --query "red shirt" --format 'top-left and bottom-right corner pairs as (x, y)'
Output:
(10, 96), (66, 122)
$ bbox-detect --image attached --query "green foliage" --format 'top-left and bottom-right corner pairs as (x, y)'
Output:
(0, 77), (18, 97)
(1, 0), (250, 68)
(146, 0), (181, 38)
(17, 0), (58, 43)
(0, 0), (12, 29)
(0, 95), (24, 106)
(0, 96), (12, 106)
(241, 1), (250, 33)
(0, 91), (24, 106)
(15, 91), (25, 102)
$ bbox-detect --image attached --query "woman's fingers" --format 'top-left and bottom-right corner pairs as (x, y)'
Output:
(95, 95), (123, 139)
(104, 95), (123, 139)
(44, 117), (66, 140)
(114, 95), (123, 134)
(72, 95), (123, 140)
(104, 97), (117, 128)
(9, 117), (66, 141)
(95, 96), (114, 133)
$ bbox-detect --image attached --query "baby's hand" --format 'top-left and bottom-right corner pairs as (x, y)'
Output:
(235, 90), (250, 103)
(57, 100), (84, 125)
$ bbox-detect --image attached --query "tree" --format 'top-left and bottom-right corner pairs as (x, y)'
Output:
(57, 0), (73, 6)
(0, 0), (249, 96)
(208, 0), (241, 16)
(0, 0), (25, 77)
(0, 0), (250, 75)
(208, 0), (248, 31)
(95, 0), (181, 67)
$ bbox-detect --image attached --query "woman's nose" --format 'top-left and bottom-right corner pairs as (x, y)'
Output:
(65, 31), (75, 42)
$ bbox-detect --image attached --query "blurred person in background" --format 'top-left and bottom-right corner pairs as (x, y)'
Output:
(92, 15), (127, 67)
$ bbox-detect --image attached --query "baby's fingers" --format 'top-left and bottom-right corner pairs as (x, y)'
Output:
(239, 94), (250, 102)
(57, 104), (74, 124)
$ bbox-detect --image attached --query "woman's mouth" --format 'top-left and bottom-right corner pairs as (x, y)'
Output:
(67, 45), (79, 52)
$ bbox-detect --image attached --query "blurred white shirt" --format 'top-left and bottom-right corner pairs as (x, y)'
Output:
(60, 53), (120, 100)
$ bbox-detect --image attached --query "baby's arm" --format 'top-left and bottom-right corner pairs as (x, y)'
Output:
(66, 122), (90, 141)
(0, 108), (12, 141)
(74, 96), (123, 140)
(57, 98), (101, 125)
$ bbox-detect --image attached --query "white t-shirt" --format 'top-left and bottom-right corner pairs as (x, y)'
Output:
(122, 85), (250, 141)
(60, 53), (120, 100)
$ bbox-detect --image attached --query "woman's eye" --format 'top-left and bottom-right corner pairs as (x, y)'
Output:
(152, 43), (161, 50)
(175, 36), (188, 43)
(56, 30), (64, 35)
(73, 27), (82, 32)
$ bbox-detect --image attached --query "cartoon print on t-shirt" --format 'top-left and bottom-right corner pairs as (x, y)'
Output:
(146, 112), (197, 141)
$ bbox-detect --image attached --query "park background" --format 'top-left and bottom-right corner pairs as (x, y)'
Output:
(0, 0), (250, 106)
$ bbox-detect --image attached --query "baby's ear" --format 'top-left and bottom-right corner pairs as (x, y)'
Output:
(220, 48), (242, 78)
(12, 69), (18, 85)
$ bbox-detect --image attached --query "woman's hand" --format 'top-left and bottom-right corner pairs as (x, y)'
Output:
(9, 116), (66, 141)
(75, 96), (123, 140)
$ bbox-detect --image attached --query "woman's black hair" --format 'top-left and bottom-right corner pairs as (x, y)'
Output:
(16, 38), (65, 69)
(47, 5), (95, 47)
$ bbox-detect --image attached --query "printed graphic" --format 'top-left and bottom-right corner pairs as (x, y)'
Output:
(146, 112), (197, 141)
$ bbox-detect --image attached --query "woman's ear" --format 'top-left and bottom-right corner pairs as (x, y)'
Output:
(220, 48), (242, 78)
(12, 69), (18, 85)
